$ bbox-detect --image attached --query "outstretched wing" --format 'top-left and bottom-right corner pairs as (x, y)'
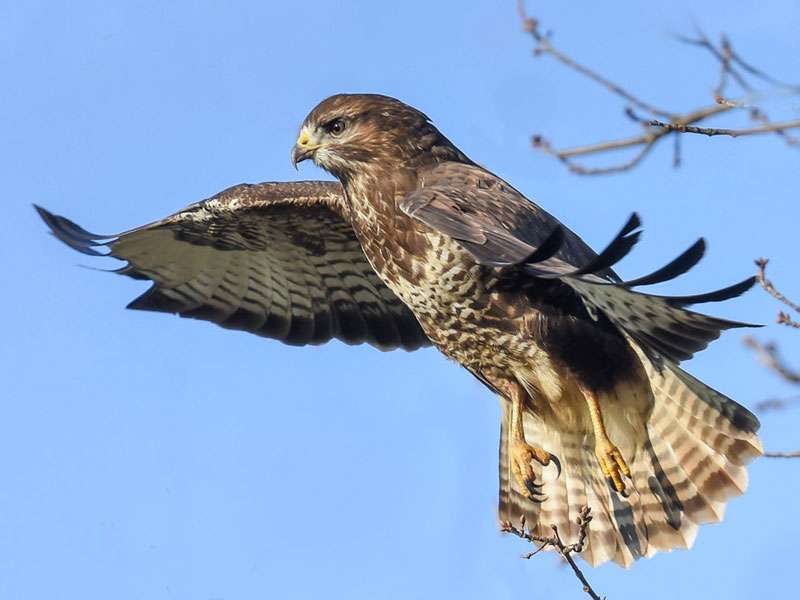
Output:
(37, 180), (430, 351)
(401, 163), (755, 363)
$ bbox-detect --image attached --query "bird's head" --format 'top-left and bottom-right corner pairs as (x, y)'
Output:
(291, 93), (465, 179)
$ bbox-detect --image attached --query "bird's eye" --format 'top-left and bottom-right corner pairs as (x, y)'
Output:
(326, 118), (347, 136)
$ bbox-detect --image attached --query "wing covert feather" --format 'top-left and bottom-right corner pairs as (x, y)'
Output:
(399, 163), (755, 363)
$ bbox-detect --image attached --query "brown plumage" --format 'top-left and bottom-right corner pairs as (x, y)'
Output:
(291, 93), (761, 567)
(38, 93), (761, 568)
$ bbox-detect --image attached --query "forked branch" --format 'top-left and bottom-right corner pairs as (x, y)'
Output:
(516, 1), (800, 175)
(502, 506), (604, 600)
(744, 259), (800, 457)
(756, 258), (800, 329)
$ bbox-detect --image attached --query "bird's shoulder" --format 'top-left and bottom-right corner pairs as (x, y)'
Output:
(400, 161), (605, 272)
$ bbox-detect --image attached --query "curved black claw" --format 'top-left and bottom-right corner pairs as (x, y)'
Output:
(548, 453), (562, 480)
(525, 479), (543, 492)
(523, 453), (562, 502)
(524, 479), (547, 502)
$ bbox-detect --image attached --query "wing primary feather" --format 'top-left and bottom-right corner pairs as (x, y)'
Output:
(35, 205), (113, 256)
(665, 276), (758, 307)
(632, 330), (695, 363)
(113, 265), (151, 280)
(34, 205), (111, 242)
(622, 239), (706, 288)
(572, 213), (642, 276)
(126, 286), (186, 313)
(521, 226), (565, 265)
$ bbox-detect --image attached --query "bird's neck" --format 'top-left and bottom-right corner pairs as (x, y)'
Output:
(336, 137), (474, 240)
(342, 166), (416, 226)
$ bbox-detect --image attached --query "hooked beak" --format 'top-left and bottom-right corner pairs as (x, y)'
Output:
(291, 128), (318, 169)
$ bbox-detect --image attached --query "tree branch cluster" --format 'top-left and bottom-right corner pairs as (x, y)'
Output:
(756, 259), (800, 329)
(744, 259), (800, 456)
(516, 1), (800, 175)
(502, 506), (604, 600)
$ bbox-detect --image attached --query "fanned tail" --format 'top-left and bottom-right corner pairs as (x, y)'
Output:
(498, 351), (761, 568)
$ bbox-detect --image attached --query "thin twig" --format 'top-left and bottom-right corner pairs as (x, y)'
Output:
(729, 47), (800, 92)
(532, 103), (735, 175)
(516, 0), (672, 119)
(533, 132), (660, 175)
(672, 131), (682, 167)
(517, 3), (800, 175)
(750, 108), (800, 146)
(646, 118), (800, 138)
(756, 259), (800, 327)
(502, 506), (603, 600)
(742, 337), (800, 384)
(764, 450), (800, 458)
(755, 395), (800, 413)
(777, 314), (800, 329)
(549, 103), (732, 160)
(544, 132), (659, 158)
(714, 34), (733, 102)
(676, 31), (753, 95)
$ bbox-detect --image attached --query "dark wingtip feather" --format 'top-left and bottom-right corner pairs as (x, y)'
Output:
(573, 213), (642, 276)
(34, 204), (106, 241)
(126, 287), (186, 313)
(623, 238), (706, 288)
(623, 212), (642, 235)
(521, 225), (565, 265)
(34, 204), (113, 256)
(113, 265), (151, 280)
(666, 276), (758, 307)
(731, 404), (761, 434)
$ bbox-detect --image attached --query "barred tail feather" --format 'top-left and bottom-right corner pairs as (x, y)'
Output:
(498, 400), (542, 530)
(498, 355), (761, 568)
(498, 411), (627, 566)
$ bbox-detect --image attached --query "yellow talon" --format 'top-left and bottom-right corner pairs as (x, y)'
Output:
(595, 442), (630, 493)
(511, 441), (560, 501)
(582, 385), (631, 494)
(502, 379), (562, 502)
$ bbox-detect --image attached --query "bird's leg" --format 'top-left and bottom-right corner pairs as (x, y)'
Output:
(581, 386), (630, 494)
(507, 381), (561, 501)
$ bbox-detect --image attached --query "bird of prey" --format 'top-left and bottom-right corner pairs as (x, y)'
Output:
(38, 93), (762, 568)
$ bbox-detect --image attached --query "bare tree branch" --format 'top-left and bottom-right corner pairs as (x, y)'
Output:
(744, 259), (800, 456)
(749, 108), (800, 146)
(516, 2), (800, 175)
(532, 132), (661, 175)
(676, 31), (755, 96)
(743, 335), (800, 458)
(516, 1), (672, 119)
(646, 118), (800, 138)
(742, 337), (800, 384)
(715, 34), (734, 101)
(678, 30), (800, 94)
(764, 450), (800, 458)
(756, 259), (800, 328)
(755, 395), (800, 413)
(502, 506), (603, 600)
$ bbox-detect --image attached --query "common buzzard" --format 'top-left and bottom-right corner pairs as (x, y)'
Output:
(38, 94), (761, 567)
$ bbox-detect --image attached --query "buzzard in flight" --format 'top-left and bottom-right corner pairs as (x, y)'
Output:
(38, 94), (762, 567)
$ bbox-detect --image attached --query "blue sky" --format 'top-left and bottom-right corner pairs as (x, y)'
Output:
(3, 1), (800, 598)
